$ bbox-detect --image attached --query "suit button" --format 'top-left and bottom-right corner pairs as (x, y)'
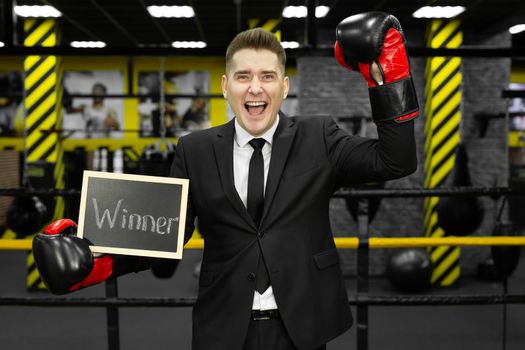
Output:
(258, 232), (265, 238)
(248, 273), (256, 281)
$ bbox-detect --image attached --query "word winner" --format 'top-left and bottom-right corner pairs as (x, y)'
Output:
(92, 198), (179, 235)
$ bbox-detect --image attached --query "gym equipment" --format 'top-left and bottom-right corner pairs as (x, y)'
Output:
(437, 144), (484, 235)
(6, 196), (47, 238)
(345, 182), (384, 223)
(387, 248), (432, 292)
(335, 12), (418, 123)
(139, 142), (176, 177)
(491, 222), (521, 278)
(140, 57), (177, 179)
(508, 166), (525, 228)
(151, 258), (180, 279)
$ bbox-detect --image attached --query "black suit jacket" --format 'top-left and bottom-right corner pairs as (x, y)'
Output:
(169, 113), (416, 350)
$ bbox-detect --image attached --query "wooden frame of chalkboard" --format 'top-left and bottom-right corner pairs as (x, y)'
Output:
(77, 170), (189, 259)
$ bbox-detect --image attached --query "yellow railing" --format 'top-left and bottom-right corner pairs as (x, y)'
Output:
(2, 236), (525, 251)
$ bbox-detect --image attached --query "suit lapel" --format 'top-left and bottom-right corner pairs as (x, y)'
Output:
(213, 119), (256, 229)
(261, 113), (297, 226)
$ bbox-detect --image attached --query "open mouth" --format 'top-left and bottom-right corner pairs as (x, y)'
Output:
(244, 101), (267, 116)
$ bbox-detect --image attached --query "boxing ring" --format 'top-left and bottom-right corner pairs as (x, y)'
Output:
(1, 186), (525, 350)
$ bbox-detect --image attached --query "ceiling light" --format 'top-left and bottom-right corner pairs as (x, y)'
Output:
(282, 5), (330, 18)
(70, 41), (107, 48)
(282, 6), (307, 18)
(281, 41), (300, 49)
(412, 6), (466, 19)
(171, 41), (207, 48)
(315, 6), (330, 18)
(147, 5), (195, 18)
(15, 5), (62, 18)
(0, 42), (4, 48)
(509, 24), (525, 34)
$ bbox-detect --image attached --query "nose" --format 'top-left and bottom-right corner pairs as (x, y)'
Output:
(248, 76), (262, 95)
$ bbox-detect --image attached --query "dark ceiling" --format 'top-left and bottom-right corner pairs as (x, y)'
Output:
(2, 0), (525, 55)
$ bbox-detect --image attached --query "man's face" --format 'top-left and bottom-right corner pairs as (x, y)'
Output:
(222, 48), (289, 137)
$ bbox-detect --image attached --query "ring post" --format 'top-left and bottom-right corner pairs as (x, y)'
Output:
(356, 198), (370, 350)
(502, 277), (508, 350)
(105, 277), (120, 350)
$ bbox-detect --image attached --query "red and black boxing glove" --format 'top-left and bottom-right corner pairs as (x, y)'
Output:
(32, 219), (113, 295)
(334, 11), (419, 123)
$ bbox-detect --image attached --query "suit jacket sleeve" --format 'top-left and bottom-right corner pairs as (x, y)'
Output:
(170, 136), (196, 244)
(325, 118), (417, 188)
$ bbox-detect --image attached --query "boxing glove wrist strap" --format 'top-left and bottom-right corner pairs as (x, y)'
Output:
(369, 76), (419, 123)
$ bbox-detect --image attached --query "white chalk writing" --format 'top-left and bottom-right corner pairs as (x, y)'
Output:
(91, 198), (179, 234)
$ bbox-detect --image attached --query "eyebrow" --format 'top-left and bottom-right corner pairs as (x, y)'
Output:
(233, 70), (278, 76)
(233, 70), (250, 75)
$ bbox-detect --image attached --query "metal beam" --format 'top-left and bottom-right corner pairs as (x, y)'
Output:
(234, 0), (242, 33)
(136, 0), (171, 44)
(188, 0), (207, 43)
(88, 0), (138, 45)
(1, 45), (525, 57)
(305, 0), (317, 48)
(41, 0), (103, 41)
(2, 0), (16, 46)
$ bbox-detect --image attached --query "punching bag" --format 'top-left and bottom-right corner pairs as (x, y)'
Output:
(345, 182), (384, 223)
(508, 169), (525, 229)
(437, 144), (484, 235)
(491, 222), (521, 278)
(7, 196), (48, 238)
(151, 258), (180, 279)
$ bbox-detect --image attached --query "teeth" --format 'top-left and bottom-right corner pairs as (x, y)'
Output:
(245, 101), (266, 107)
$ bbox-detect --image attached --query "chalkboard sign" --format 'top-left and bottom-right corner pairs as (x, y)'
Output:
(77, 171), (189, 259)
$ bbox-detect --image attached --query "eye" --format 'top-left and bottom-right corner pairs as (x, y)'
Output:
(236, 74), (250, 81)
(262, 74), (276, 81)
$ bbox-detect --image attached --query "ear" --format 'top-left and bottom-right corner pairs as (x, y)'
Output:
(221, 74), (228, 98)
(282, 76), (290, 99)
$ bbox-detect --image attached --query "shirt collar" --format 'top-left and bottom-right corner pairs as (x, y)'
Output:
(234, 114), (280, 148)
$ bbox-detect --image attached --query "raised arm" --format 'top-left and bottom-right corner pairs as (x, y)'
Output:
(329, 12), (419, 186)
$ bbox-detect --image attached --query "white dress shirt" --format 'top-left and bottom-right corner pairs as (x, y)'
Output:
(233, 115), (280, 311)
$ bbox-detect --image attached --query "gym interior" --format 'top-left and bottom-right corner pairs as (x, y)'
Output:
(1, 1), (525, 349)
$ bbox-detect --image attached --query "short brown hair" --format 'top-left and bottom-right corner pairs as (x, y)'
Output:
(225, 28), (286, 74)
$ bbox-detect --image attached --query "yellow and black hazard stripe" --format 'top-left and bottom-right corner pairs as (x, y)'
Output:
(248, 19), (281, 41)
(123, 147), (139, 161)
(423, 19), (463, 287)
(23, 18), (64, 291)
(27, 234), (47, 290)
(0, 229), (16, 239)
(122, 146), (140, 173)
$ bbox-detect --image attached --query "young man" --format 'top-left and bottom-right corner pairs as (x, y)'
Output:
(34, 12), (418, 350)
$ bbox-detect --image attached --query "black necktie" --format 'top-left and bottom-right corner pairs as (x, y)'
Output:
(247, 138), (270, 293)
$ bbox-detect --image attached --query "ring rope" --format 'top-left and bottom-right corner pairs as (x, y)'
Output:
(2, 236), (525, 251)
(1, 294), (525, 307)
(2, 186), (525, 198)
